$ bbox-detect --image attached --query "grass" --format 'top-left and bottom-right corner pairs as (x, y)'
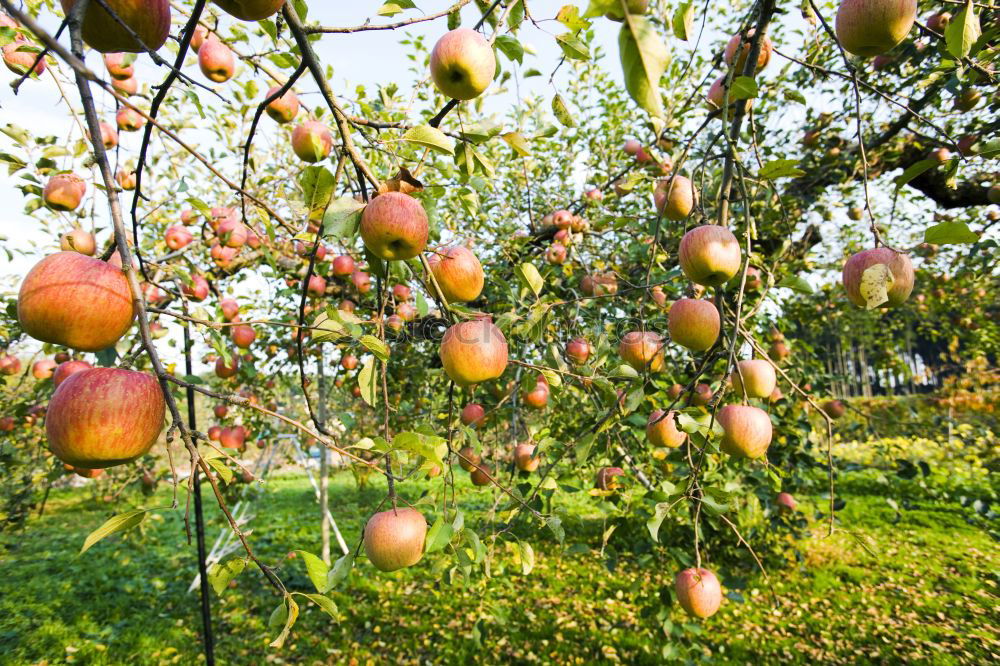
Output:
(1, 440), (998, 665)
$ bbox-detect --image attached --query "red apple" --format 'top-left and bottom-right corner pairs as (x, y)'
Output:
(427, 246), (484, 303)
(396, 302), (417, 322)
(460, 403), (486, 427)
(392, 284), (411, 302)
(116, 106), (145, 132)
(220, 298), (240, 321)
(97, 122), (118, 149)
(352, 270), (372, 294)
(59, 0), (171, 53)
(215, 353), (239, 379)
(730, 359), (776, 399)
(595, 467), (624, 491)
(654, 176), (695, 220)
(429, 28), (496, 100)
(580, 272), (618, 297)
(821, 399), (846, 419)
(306, 275), (326, 298)
(470, 464), (492, 486)
(43, 173), (86, 211)
(265, 85), (299, 123)
(360, 192), (429, 261)
(679, 225), (742, 287)
(231, 324), (255, 348)
(103, 52), (134, 79)
(565, 337), (592, 365)
(647, 410), (686, 448)
(692, 383), (713, 406)
(776, 492), (797, 512)
(116, 168), (136, 191)
(213, 404), (228, 419)
(619, 331), (664, 373)
(341, 355), (358, 371)
(163, 225), (193, 251)
(111, 74), (138, 96)
(668, 298), (720, 352)
(0, 354), (22, 376)
(523, 376), (549, 409)
(219, 425), (246, 450)
(723, 29), (772, 72)
(438, 318), (509, 386)
(46, 367), (164, 468)
(3, 41), (46, 76)
(198, 37), (235, 83)
(32, 359), (57, 380)
(718, 405), (772, 458)
(181, 275), (210, 302)
(513, 443), (539, 472)
(364, 507), (426, 572)
(674, 568), (722, 618)
(458, 446), (480, 472)
(926, 12), (951, 32)
(53, 360), (92, 387)
(331, 254), (355, 277)
(291, 121), (333, 163)
(213, 0), (286, 21)
(842, 247), (914, 308)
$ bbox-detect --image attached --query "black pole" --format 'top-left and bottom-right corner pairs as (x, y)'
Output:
(184, 320), (216, 665)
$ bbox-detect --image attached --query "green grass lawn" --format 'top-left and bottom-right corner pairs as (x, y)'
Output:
(1, 451), (997, 665)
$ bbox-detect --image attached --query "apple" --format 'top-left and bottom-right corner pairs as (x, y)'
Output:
(103, 52), (133, 79)
(190, 25), (210, 52)
(0, 417), (15, 432)
(470, 464), (492, 486)
(231, 324), (255, 348)
(43, 173), (86, 211)
(339, 299), (356, 313)
(341, 355), (358, 371)
(668, 383), (683, 400)
(207, 425), (222, 441)
(213, 404), (228, 419)
(213, 0), (286, 21)
(306, 275), (326, 298)
(438, 318), (509, 386)
(821, 399), (846, 419)
(264, 85), (299, 123)
(429, 28), (496, 100)
(360, 192), (429, 261)
(46, 367), (164, 468)
(162, 225), (193, 251)
(0, 354), (21, 376)
(692, 383), (713, 406)
(392, 284), (411, 302)
(460, 403), (486, 427)
(59, 0), (171, 53)
(181, 275), (210, 301)
(619, 331), (664, 372)
(584, 188), (603, 202)
(744, 266), (762, 290)
(219, 425), (246, 450)
(957, 135), (978, 155)
(18, 253), (135, 352)
(60, 229), (96, 255)
(396, 302), (417, 322)
(872, 54), (894, 70)
(198, 37), (235, 83)
(647, 410), (686, 448)
(802, 129), (821, 147)
(385, 314), (404, 332)
(3, 42), (46, 76)
(215, 353), (239, 379)
(363, 507), (426, 572)
(674, 568), (722, 619)
(731, 359), (776, 399)
(68, 465), (104, 479)
(769, 387), (783, 402)
(926, 12), (951, 32)
(930, 147), (951, 164)
(834, 0), (916, 57)
(954, 88), (980, 112)
(97, 122), (118, 149)
(291, 121), (333, 163)
(458, 446), (480, 472)
(679, 225), (742, 286)
(718, 405), (772, 458)
(513, 443), (539, 472)
(220, 298), (240, 321)
(210, 243), (238, 267)
(654, 176), (696, 221)
(217, 218), (248, 248)
(53, 360), (92, 387)
(668, 298), (720, 352)
(580, 272), (618, 297)
(116, 168), (136, 191)
(331, 254), (356, 277)
(776, 492), (797, 512)
(769, 340), (790, 362)
(546, 242), (568, 265)
(565, 337), (592, 365)
(111, 74), (138, 96)
(595, 467), (624, 491)
(706, 75), (727, 109)
(32, 359), (57, 380)
(623, 139), (641, 155)
(723, 29), (772, 72)
(116, 106), (145, 132)
(552, 210), (574, 229)
(523, 375), (549, 409)
(426, 246), (484, 303)
(842, 247), (914, 308)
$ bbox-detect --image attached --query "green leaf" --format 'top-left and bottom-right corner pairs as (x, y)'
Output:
(555, 32), (590, 60)
(295, 550), (330, 593)
(391, 431), (447, 468)
(618, 18), (668, 118)
(545, 516), (565, 545)
(326, 552), (355, 589)
(207, 556), (246, 596)
(671, 2), (694, 40)
(424, 515), (454, 553)
(401, 125), (455, 155)
(268, 596), (299, 649)
(924, 221), (978, 245)
(894, 159), (937, 189)
(80, 508), (148, 554)
(322, 196), (365, 240)
(299, 166), (334, 223)
(518, 541), (535, 575)
(647, 501), (674, 542)
(494, 35), (524, 64)
(301, 593), (339, 620)
(358, 356), (378, 406)
(574, 432), (596, 463)
(777, 275), (813, 293)
(729, 76), (757, 100)
(944, 0), (980, 59)
(701, 487), (731, 514)
(359, 335), (390, 361)
(551, 94), (576, 128)
(515, 262), (544, 297)
(758, 158), (804, 180)
(501, 132), (531, 157)
(378, 0), (417, 17)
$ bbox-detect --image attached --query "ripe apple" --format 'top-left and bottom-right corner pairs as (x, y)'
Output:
(580, 272), (618, 297)
(116, 168), (136, 191)
(595, 467), (624, 491)
(513, 443), (539, 472)
(60, 229), (96, 255)
(341, 355), (359, 371)
(264, 85), (300, 123)
(215, 353), (239, 379)
(217, 218), (249, 248)
(396, 302), (417, 322)
(58, 0), (171, 52)
(181, 275), (210, 301)
(210, 243), (238, 267)
(198, 37), (235, 83)
(546, 242), (568, 265)
(32, 359), (57, 380)
(647, 410), (686, 448)
(723, 29), (772, 72)
(438, 318), (509, 386)
(392, 284), (411, 302)
(207, 425), (222, 441)
(668, 298), (720, 352)
(565, 337), (592, 365)
(111, 74), (138, 96)
(190, 25), (210, 52)
(18, 253), (135, 352)
(67, 465), (104, 479)
(331, 254), (356, 277)
(213, 404), (228, 419)
(470, 464), (493, 486)
(460, 403), (486, 427)
(674, 568), (722, 618)
(385, 314), (404, 332)
(306, 275), (327, 298)
(162, 225), (193, 251)
(730, 359), (776, 399)
(718, 405), (772, 458)
(231, 324), (255, 348)
(624, 139), (641, 155)
(363, 507), (426, 572)
(834, 0), (916, 57)
(220, 298), (240, 321)
(842, 247), (914, 308)
(219, 425), (246, 450)
(429, 28), (496, 100)
(523, 376), (549, 409)
(821, 399), (846, 419)
(926, 12), (951, 32)
(427, 246), (485, 303)
(116, 106), (145, 132)
(654, 176), (696, 221)
(46, 367), (164, 468)
(692, 383), (713, 406)
(458, 446), (480, 472)
(679, 225), (742, 286)
(3, 42), (46, 76)
(769, 340), (790, 362)
(213, 0), (286, 21)
(0, 416), (15, 431)
(0, 354), (21, 376)
(103, 52), (133, 79)
(43, 173), (86, 211)
(619, 331), (665, 372)
(776, 492), (797, 512)
(668, 383), (683, 400)
(291, 121), (333, 163)
(53, 359), (92, 387)
(97, 122), (118, 149)
(360, 192), (429, 261)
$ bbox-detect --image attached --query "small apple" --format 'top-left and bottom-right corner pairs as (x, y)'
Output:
(546, 242), (567, 265)
(392, 284), (412, 302)
(723, 29), (772, 72)
(654, 176), (696, 221)
(181, 275), (210, 301)
(231, 324), (255, 348)
(0, 354), (21, 376)
(769, 340), (790, 362)
(429, 28), (496, 100)
(97, 122), (118, 149)
(821, 399), (846, 419)
(438, 318), (509, 386)
(198, 38), (235, 83)
(43, 173), (86, 211)
(207, 425), (222, 441)
(3, 42), (46, 76)
(291, 121), (333, 163)
(595, 467), (624, 491)
(834, 0), (916, 57)
(925, 12), (951, 32)
(718, 405), (772, 458)
(679, 225), (742, 287)
(363, 507), (426, 572)
(647, 410), (686, 448)
(111, 74), (138, 96)
(674, 568), (722, 619)
(776, 492), (797, 512)
(215, 353), (239, 379)
(730, 359), (776, 399)
(116, 106), (145, 132)
(668, 298), (720, 352)
(331, 254), (356, 277)
(470, 464), (493, 487)
(668, 384), (683, 400)
(842, 247), (914, 308)
(513, 443), (539, 472)
(458, 446), (480, 472)
(103, 52), (134, 79)
(523, 375), (549, 409)
(565, 337), (592, 365)
(190, 25), (210, 52)
(306, 275), (327, 298)
(619, 331), (664, 372)
(219, 425), (246, 450)
(580, 272), (618, 297)
(32, 359), (57, 380)
(360, 192), (429, 261)
(213, 404), (228, 419)
(116, 168), (136, 191)
(163, 225), (193, 251)
(341, 355), (359, 371)
(460, 403), (486, 427)
(58, 0), (171, 53)
(692, 383), (713, 406)
(60, 229), (96, 255)
(53, 360), (92, 387)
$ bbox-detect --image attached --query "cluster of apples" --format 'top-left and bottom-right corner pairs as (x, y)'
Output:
(1, 12), (46, 77)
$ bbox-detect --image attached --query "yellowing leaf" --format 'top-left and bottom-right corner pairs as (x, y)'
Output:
(859, 263), (894, 310)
